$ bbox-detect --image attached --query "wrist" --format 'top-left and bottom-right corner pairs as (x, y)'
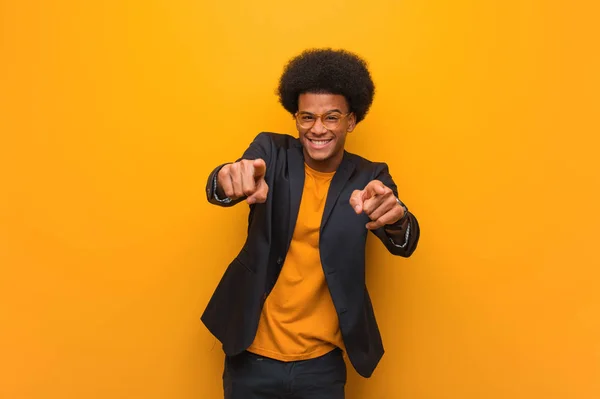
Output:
(213, 170), (232, 204)
(386, 198), (408, 228)
(397, 198), (408, 220)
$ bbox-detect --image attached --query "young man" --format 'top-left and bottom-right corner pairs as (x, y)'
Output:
(203, 48), (420, 399)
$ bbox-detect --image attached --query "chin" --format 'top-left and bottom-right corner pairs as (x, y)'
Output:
(306, 150), (331, 162)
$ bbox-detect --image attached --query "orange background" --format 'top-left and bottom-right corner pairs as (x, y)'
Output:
(1, 1), (599, 398)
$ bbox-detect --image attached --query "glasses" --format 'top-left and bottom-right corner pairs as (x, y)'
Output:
(294, 111), (352, 129)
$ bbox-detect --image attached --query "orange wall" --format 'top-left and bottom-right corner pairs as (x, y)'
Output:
(1, 1), (599, 398)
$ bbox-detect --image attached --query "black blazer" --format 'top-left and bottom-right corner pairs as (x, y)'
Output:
(202, 132), (420, 377)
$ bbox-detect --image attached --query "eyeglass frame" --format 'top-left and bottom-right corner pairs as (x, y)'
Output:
(294, 110), (353, 129)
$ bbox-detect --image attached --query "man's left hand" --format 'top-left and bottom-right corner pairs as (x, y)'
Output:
(350, 180), (405, 230)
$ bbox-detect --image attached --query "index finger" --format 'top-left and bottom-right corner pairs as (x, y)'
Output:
(253, 159), (266, 179)
(364, 180), (386, 197)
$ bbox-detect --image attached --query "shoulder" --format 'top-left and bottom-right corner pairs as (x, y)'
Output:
(344, 151), (389, 177)
(252, 132), (300, 149)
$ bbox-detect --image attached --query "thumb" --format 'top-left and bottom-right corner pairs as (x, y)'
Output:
(349, 189), (364, 214)
(253, 158), (266, 179)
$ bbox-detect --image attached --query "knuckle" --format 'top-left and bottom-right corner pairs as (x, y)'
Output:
(218, 166), (230, 178)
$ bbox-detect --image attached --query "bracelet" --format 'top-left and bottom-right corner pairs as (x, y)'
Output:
(395, 197), (408, 223)
(213, 172), (232, 204)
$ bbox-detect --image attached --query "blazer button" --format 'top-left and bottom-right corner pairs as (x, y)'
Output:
(277, 257), (284, 265)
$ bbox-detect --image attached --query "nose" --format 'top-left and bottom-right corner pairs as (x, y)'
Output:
(310, 117), (328, 134)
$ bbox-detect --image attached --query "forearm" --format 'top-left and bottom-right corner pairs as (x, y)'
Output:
(384, 210), (419, 254)
(372, 208), (420, 257)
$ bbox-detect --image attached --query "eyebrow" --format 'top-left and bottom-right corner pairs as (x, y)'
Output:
(298, 109), (344, 114)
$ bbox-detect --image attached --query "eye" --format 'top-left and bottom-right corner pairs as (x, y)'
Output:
(300, 114), (316, 121)
(325, 113), (342, 121)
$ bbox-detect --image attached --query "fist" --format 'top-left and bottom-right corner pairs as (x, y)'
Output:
(217, 158), (269, 204)
(350, 180), (405, 230)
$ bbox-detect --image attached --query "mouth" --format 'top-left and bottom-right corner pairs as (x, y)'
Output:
(307, 138), (333, 149)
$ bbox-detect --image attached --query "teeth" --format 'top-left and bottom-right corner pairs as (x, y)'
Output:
(311, 140), (331, 145)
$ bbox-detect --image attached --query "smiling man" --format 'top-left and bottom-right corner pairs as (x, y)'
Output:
(203, 48), (420, 399)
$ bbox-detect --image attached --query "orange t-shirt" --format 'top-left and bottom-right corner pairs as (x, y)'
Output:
(247, 163), (345, 361)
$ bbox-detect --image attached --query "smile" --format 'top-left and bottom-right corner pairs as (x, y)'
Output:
(308, 138), (333, 148)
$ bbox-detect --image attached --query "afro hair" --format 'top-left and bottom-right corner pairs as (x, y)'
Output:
(277, 48), (375, 124)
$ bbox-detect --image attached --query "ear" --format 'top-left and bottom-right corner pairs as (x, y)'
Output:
(347, 113), (356, 132)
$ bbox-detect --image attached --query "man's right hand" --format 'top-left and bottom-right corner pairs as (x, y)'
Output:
(216, 159), (269, 204)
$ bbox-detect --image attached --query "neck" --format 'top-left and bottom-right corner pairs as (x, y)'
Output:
(303, 150), (343, 173)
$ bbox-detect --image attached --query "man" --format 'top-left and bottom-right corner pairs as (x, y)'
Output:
(203, 48), (420, 399)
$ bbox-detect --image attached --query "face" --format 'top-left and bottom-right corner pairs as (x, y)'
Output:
(296, 93), (356, 172)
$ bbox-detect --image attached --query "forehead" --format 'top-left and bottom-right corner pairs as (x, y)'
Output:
(298, 93), (349, 113)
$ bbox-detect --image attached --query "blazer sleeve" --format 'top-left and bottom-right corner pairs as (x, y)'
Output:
(369, 162), (420, 257)
(205, 132), (272, 207)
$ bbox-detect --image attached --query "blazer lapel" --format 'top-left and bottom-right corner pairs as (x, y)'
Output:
(287, 143), (305, 246)
(321, 153), (355, 232)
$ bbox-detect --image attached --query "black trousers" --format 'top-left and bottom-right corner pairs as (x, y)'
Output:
(223, 349), (346, 399)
